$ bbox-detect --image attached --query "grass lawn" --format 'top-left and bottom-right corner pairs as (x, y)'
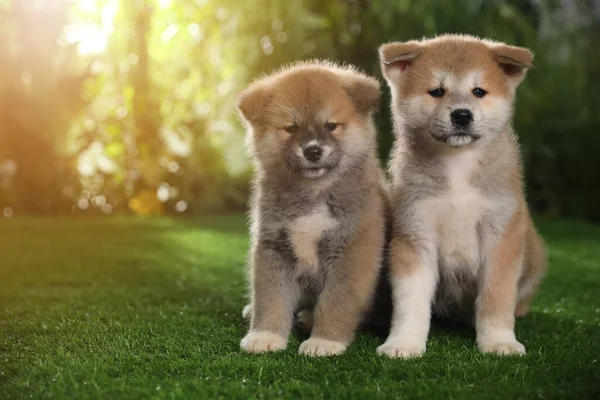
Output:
(1, 215), (599, 399)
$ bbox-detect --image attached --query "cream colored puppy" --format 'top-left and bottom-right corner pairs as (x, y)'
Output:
(378, 35), (547, 358)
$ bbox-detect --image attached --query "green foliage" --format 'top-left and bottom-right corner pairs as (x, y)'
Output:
(0, 0), (598, 219)
(247, 0), (600, 220)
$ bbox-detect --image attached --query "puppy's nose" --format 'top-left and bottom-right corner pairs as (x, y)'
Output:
(451, 109), (473, 126)
(303, 145), (322, 162)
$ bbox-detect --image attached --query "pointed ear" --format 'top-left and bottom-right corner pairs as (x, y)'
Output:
(237, 83), (272, 123)
(491, 44), (534, 88)
(379, 41), (422, 83)
(340, 72), (381, 114)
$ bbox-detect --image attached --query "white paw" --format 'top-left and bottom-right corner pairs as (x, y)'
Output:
(240, 331), (287, 353)
(242, 304), (252, 320)
(298, 338), (346, 357)
(376, 339), (426, 358)
(478, 340), (526, 356)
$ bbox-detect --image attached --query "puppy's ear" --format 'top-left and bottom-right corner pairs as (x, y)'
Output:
(491, 44), (534, 88)
(237, 83), (271, 123)
(341, 72), (381, 114)
(379, 41), (422, 83)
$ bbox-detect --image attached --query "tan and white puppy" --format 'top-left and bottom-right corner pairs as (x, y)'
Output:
(238, 62), (387, 356)
(378, 35), (547, 357)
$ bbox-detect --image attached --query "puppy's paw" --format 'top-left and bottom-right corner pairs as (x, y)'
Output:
(376, 339), (426, 358)
(298, 338), (346, 357)
(295, 309), (314, 333)
(240, 331), (287, 353)
(478, 340), (526, 356)
(242, 304), (252, 320)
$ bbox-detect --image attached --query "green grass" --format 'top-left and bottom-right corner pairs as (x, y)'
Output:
(1, 216), (599, 399)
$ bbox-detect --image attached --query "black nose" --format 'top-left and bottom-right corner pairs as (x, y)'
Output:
(303, 145), (322, 162)
(451, 109), (473, 126)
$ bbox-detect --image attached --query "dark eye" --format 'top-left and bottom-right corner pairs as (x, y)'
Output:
(284, 125), (298, 134)
(428, 88), (445, 98)
(324, 122), (337, 132)
(473, 87), (487, 98)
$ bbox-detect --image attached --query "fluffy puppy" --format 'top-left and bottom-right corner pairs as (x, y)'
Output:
(377, 35), (547, 357)
(237, 61), (387, 356)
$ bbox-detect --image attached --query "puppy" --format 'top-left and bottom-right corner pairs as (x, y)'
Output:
(377, 35), (547, 357)
(237, 61), (387, 356)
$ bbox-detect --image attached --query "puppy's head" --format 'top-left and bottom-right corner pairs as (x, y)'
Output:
(379, 35), (533, 148)
(237, 61), (380, 180)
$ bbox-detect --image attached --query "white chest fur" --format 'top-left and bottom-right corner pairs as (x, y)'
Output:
(287, 204), (338, 274)
(417, 150), (492, 269)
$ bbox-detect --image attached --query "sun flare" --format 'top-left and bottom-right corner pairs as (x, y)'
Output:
(65, 0), (118, 55)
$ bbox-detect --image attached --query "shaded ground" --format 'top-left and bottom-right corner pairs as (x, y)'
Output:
(0, 216), (599, 399)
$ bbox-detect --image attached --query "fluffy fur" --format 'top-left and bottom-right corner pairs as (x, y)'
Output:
(238, 61), (388, 356)
(378, 35), (547, 358)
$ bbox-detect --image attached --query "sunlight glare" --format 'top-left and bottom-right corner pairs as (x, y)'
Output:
(187, 23), (204, 42)
(156, 183), (170, 203)
(175, 200), (187, 213)
(76, 0), (98, 13)
(162, 128), (191, 158)
(3, 207), (13, 218)
(161, 24), (179, 42)
(65, 0), (118, 55)
(78, 199), (90, 210)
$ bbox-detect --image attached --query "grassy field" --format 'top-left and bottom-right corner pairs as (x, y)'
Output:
(0, 215), (599, 399)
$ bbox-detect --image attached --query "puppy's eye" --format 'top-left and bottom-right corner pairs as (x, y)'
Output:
(324, 122), (337, 132)
(428, 88), (445, 98)
(284, 125), (298, 134)
(473, 88), (487, 98)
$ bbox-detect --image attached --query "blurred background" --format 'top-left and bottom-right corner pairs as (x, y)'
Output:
(0, 0), (599, 221)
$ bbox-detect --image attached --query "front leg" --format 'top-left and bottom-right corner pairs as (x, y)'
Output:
(377, 237), (438, 358)
(240, 242), (297, 353)
(299, 220), (384, 357)
(476, 211), (526, 356)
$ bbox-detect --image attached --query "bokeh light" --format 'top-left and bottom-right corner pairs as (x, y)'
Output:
(0, 0), (598, 220)
(3, 207), (13, 218)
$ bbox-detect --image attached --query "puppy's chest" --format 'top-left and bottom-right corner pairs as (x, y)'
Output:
(418, 155), (492, 269)
(434, 189), (489, 265)
(427, 184), (491, 318)
(286, 204), (340, 274)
